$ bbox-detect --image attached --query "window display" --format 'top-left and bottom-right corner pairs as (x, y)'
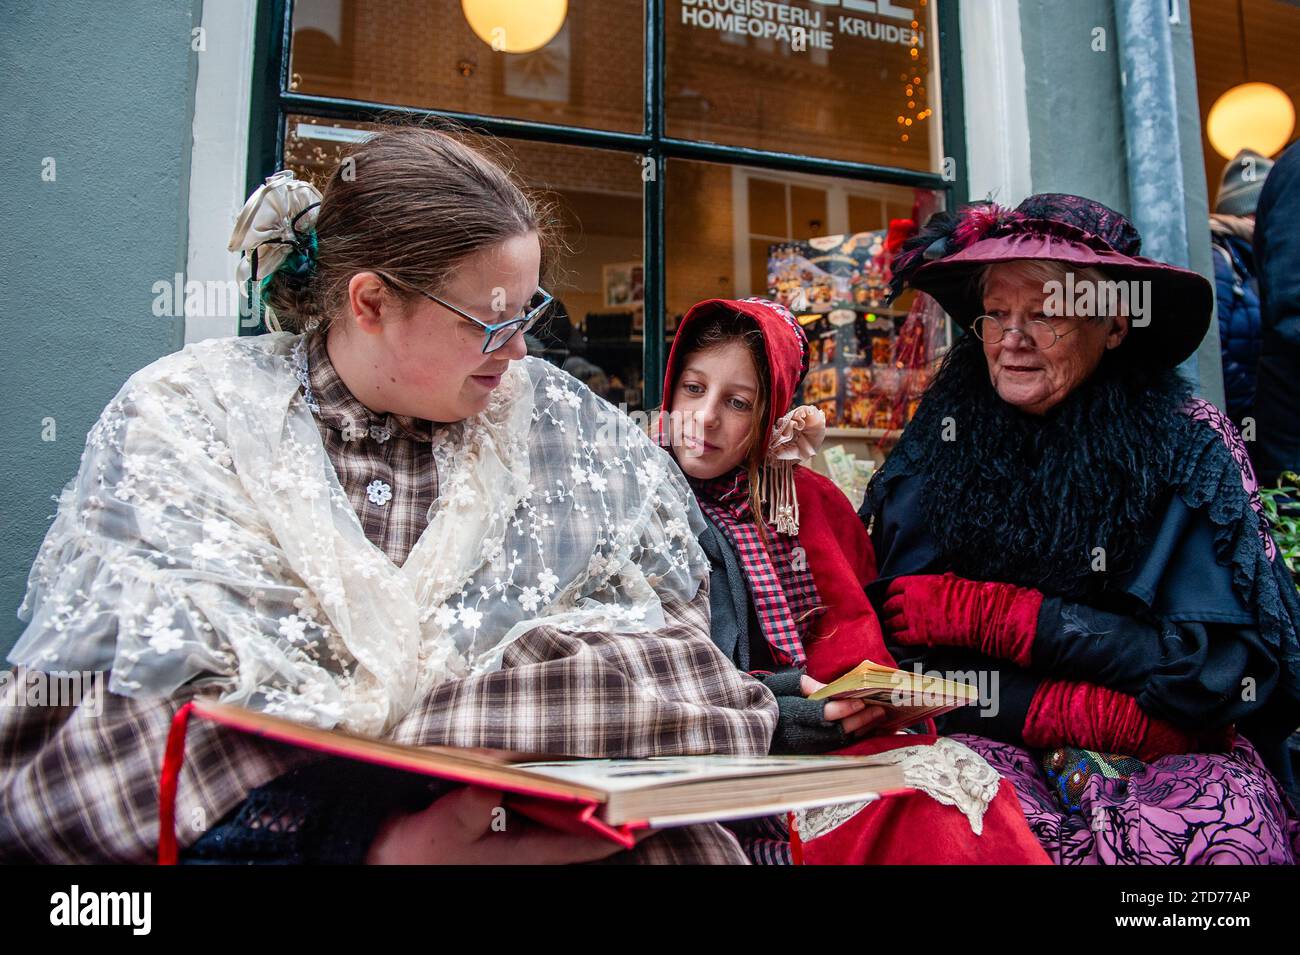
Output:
(276, 1), (956, 473)
(768, 224), (950, 437)
(289, 0), (645, 134)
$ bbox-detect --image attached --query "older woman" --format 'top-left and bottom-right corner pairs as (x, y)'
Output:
(862, 194), (1300, 864)
(0, 125), (775, 864)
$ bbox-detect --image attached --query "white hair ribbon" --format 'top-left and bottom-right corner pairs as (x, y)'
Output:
(228, 170), (323, 286)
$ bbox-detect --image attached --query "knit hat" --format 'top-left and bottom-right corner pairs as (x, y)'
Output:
(1216, 149), (1274, 216)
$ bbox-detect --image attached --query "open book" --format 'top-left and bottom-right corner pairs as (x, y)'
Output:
(806, 660), (981, 733)
(158, 699), (912, 861)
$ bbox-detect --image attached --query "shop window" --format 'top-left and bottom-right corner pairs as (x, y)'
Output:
(728, 168), (924, 296)
(289, 0), (646, 133)
(1189, 0), (1299, 189)
(665, 0), (942, 171)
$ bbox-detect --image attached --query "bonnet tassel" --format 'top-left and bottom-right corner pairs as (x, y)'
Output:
(760, 458), (801, 537)
(760, 405), (827, 537)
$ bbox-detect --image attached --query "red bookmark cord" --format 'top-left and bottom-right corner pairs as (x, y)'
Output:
(157, 701), (195, 865)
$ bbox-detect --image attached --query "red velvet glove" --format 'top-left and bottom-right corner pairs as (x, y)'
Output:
(882, 573), (1044, 668)
(1023, 680), (1214, 762)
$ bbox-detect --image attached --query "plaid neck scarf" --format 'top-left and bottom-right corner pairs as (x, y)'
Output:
(691, 466), (820, 668)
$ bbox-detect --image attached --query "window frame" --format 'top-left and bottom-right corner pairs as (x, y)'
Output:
(247, 0), (967, 407)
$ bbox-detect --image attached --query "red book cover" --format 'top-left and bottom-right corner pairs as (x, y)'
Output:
(157, 699), (644, 864)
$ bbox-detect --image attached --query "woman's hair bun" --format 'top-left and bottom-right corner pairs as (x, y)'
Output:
(261, 264), (320, 333)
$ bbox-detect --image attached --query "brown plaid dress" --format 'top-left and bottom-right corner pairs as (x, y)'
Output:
(294, 331), (445, 566)
(0, 335), (776, 864)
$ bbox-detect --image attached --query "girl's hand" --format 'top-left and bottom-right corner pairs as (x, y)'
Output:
(800, 675), (886, 737)
(365, 786), (644, 865)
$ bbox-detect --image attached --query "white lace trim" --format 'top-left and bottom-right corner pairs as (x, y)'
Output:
(794, 737), (1002, 842)
(290, 335), (319, 413)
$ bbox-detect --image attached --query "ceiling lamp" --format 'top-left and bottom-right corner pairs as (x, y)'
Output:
(1207, 82), (1295, 159)
(461, 0), (568, 54)
(1206, 0), (1295, 158)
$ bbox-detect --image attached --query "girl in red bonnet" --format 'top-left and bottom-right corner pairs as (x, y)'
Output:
(658, 297), (1049, 865)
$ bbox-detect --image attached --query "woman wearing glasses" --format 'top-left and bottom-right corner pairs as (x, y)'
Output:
(1, 124), (777, 864)
(860, 194), (1300, 863)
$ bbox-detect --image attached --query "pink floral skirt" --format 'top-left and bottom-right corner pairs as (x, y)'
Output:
(952, 733), (1300, 864)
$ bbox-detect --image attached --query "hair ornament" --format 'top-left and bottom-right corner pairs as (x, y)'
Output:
(228, 170), (323, 288)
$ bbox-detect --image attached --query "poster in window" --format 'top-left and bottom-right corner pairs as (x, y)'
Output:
(603, 262), (644, 308)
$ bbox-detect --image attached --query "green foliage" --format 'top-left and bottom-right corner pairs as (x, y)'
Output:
(1258, 472), (1300, 587)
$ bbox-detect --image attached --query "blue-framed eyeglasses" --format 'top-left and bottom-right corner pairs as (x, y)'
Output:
(375, 270), (554, 354)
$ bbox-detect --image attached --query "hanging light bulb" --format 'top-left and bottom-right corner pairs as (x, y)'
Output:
(461, 0), (568, 54)
(1207, 0), (1296, 159)
(1207, 82), (1295, 158)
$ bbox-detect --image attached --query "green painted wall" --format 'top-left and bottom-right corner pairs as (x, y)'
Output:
(0, 0), (203, 655)
(1019, 0), (1131, 211)
(1018, 0), (1224, 405)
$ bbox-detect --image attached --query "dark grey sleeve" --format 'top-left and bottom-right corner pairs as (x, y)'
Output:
(757, 668), (849, 755)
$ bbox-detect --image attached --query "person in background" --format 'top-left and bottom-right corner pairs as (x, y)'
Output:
(658, 296), (1050, 865)
(560, 354), (611, 400)
(1210, 148), (1272, 430)
(1250, 141), (1300, 489)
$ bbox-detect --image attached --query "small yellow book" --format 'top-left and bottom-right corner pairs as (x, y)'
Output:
(806, 660), (981, 732)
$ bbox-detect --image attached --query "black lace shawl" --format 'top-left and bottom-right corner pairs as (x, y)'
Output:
(864, 336), (1300, 758)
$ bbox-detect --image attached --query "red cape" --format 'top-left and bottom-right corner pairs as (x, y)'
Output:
(792, 466), (1050, 864)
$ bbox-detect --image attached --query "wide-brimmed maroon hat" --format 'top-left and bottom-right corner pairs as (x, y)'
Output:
(888, 193), (1213, 368)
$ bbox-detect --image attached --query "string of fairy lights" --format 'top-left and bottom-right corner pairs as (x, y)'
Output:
(897, 0), (932, 145)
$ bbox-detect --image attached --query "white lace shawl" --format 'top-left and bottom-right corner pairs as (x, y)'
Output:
(11, 334), (709, 736)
